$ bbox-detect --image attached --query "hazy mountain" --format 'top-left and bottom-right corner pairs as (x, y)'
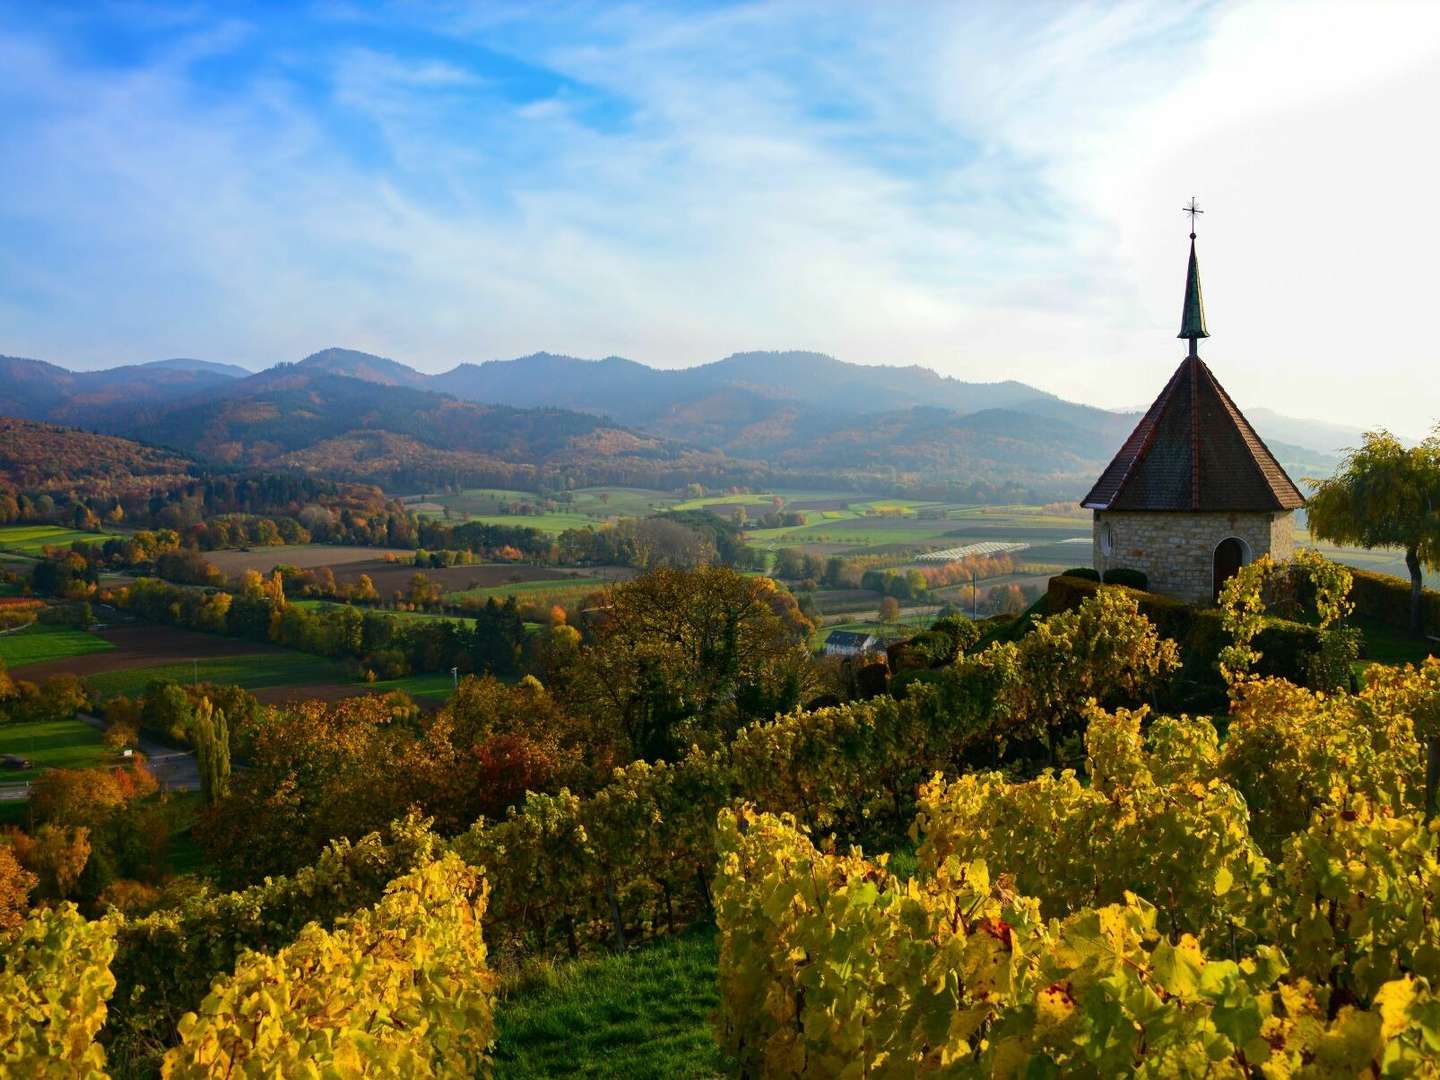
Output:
(1243, 407), (1375, 457)
(0, 354), (243, 426)
(143, 358), (252, 379)
(0, 345), (1346, 496)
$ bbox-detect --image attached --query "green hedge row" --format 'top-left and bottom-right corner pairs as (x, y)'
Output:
(1347, 568), (1440, 636)
(1045, 574), (1319, 687)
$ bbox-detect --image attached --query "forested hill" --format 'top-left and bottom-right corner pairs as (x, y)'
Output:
(0, 347), (1342, 498)
(0, 417), (197, 496)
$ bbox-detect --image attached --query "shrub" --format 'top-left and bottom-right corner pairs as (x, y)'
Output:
(1061, 566), (1100, 582)
(1102, 566), (1148, 590)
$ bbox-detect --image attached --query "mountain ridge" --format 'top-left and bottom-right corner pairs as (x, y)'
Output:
(0, 347), (1342, 498)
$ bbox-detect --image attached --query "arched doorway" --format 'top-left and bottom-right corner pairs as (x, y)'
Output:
(1212, 537), (1249, 603)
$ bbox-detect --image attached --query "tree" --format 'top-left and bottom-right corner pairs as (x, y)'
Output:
(879, 596), (901, 623)
(1307, 427), (1440, 635)
(142, 680), (194, 742)
(573, 567), (816, 760)
(0, 845), (36, 931)
(193, 698), (231, 806)
(10, 825), (91, 899)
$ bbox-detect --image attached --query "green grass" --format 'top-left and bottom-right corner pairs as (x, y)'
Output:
(370, 671), (457, 700)
(0, 718), (110, 781)
(0, 524), (113, 555)
(0, 622), (114, 668)
(494, 925), (724, 1079)
(1356, 617), (1438, 668)
(85, 652), (349, 698)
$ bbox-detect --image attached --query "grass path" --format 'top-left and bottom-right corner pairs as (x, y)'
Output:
(494, 925), (724, 1079)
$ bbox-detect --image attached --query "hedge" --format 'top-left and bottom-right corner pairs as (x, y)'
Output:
(1102, 567), (1149, 590)
(1045, 574), (1316, 686)
(1347, 568), (1440, 636)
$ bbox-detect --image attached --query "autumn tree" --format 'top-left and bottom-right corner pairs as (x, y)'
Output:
(194, 696), (417, 884)
(573, 567), (816, 760)
(0, 845), (36, 931)
(879, 595), (901, 623)
(1307, 426), (1440, 635)
(10, 825), (91, 899)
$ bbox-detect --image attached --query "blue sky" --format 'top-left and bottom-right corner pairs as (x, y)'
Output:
(2, 1), (1438, 435)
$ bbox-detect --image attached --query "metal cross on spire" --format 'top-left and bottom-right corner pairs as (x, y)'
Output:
(1183, 197), (1203, 239)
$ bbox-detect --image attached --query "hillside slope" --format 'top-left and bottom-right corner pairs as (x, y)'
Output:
(0, 417), (196, 496)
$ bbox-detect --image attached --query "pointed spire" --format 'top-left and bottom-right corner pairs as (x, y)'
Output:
(1178, 198), (1208, 350)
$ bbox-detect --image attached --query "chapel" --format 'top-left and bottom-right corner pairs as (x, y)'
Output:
(1081, 210), (1305, 604)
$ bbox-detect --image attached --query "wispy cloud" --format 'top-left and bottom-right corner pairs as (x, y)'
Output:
(1, 0), (1437, 434)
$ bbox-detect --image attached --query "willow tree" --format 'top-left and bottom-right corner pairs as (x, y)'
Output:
(1307, 427), (1440, 635)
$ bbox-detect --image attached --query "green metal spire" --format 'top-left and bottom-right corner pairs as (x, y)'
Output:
(1177, 200), (1209, 350)
(1178, 235), (1209, 345)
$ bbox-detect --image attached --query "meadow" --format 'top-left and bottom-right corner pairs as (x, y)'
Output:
(0, 524), (113, 555)
(83, 652), (351, 699)
(0, 717), (110, 782)
(0, 622), (114, 668)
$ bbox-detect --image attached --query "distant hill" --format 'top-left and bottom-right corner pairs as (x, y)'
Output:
(0, 417), (196, 496)
(0, 354), (245, 427)
(0, 345), (1344, 498)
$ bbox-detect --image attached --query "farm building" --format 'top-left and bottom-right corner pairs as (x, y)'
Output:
(1082, 215), (1304, 605)
(822, 629), (881, 658)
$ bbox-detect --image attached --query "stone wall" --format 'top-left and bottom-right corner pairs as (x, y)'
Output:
(1092, 510), (1296, 605)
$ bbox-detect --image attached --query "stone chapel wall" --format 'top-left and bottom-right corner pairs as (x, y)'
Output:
(1092, 510), (1293, 605)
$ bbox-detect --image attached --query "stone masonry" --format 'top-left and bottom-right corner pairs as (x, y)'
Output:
(1092, 510), (1295, 605)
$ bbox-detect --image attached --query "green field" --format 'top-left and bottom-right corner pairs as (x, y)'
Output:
(0, 623), (114, 668)
(420, 486), (682, 530)
(291, 600), (480, 628)
(494, 925), (723, 1079)
(0, 718), (110, 782)
(84, 652), (350, 698)
(0, 524), (114, 555)
(369, 671), (457, 700)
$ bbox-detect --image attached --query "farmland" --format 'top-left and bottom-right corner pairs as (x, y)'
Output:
(201, 544), (411, 576)
(0, 622), (114, 668)
(0, 524), (114, 555)
(443, 575), (618, 609)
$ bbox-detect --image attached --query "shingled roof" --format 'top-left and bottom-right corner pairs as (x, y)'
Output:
(1081, 354), (1306, 512)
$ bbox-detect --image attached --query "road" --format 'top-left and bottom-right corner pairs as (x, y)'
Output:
(76, 713), (201, 793)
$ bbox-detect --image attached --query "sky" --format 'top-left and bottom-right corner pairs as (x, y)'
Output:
(1, 0), (1437, 436)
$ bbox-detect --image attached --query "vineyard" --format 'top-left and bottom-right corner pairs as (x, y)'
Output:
(4, 557), (1440, 1075)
